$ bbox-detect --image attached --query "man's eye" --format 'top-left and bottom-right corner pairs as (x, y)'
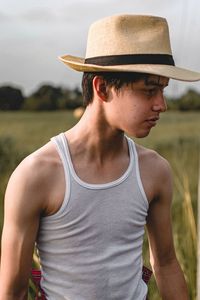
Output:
(145, 89), (157, 96)
(144, 87), (164, 97)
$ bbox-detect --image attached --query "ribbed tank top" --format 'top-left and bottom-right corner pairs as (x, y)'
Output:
(36, 133), (149, 300)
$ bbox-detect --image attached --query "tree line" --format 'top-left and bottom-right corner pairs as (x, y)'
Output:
(0, 85), (82, 111)
(0, 84), (200, 111)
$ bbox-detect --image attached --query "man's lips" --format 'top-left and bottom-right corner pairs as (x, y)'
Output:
(145, 116), (160, 126)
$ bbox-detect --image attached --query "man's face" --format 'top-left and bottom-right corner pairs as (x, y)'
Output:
(105, 75), (169, 138)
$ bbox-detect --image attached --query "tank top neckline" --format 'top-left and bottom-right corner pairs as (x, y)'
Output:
(60, 133), (135, 190)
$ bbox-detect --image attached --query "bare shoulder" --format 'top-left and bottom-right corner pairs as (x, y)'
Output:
(136, 143), (171, 174)
(6, 140), (65, 215)
(9, 141), (59, 188)
(21, 141), (62, 182)
(135, 143), (173, 202)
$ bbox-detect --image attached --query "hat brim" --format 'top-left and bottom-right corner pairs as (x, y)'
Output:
(59, 54), (200, 82)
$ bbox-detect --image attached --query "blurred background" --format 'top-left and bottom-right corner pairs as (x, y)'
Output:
(0, 1), (199, 299)
(0, 0), (200, 96)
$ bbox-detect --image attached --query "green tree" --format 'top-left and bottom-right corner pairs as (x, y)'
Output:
(179, 89), (200, 111)
(0, 86), (24, 110)
(59, 87), (83, 109)
(23, 85), (63, 111)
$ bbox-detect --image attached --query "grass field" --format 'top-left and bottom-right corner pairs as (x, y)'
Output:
(0, 110), (199, 150)
(0, 110), (199, 299)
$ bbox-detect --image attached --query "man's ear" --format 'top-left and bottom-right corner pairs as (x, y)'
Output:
(93, 76), (108, 101)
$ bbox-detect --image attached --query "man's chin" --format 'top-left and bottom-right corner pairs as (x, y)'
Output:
(134, 130), (151, 139)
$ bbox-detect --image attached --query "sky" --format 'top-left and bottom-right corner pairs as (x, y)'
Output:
(0, 0), (200, 97)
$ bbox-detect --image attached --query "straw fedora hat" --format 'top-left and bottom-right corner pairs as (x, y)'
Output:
(59, 14), (200, 82)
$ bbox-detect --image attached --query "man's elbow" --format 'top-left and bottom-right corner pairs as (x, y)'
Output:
(150, 247), (178, 273)
(151, 253), (182, 278)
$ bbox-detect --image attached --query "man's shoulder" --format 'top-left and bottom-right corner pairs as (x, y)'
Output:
(5, 140), (65, 213)
(135, 143), (172, 202)
(135, 143), (172, 182)
(9, 140), (63, 196)
(136, 143), (170, 166)
(16, 141), (58, 176)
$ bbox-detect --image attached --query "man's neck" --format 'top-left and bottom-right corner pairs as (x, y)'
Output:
(65, 104), (127, 164)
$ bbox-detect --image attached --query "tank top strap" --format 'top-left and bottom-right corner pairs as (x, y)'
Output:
(47, 133), (73, 218)
(51, 132), (71, 176)
(126, 136), (148, 205)
(51, 133), (147, 206)
(52, 133), (134, 177)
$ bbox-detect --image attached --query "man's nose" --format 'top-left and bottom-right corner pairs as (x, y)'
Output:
(152, 92), (167, 113)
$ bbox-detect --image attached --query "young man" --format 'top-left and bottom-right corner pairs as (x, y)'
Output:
(0, 14), (200, 300)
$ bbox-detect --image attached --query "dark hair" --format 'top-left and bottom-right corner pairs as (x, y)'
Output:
(81, 72), (148, 106)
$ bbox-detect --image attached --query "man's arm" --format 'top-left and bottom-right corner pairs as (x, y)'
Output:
(0, 156), (45, 300)
(146, 156), (189, 300)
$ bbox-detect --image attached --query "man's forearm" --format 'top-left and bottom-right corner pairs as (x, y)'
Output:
(153, 258), (189, 300)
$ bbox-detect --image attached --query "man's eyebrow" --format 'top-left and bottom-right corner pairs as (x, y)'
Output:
(147, 82), (168, 88)
(144, 77), (169, 88)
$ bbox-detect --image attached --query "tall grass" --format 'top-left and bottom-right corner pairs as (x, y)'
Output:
(173, 171), (197, 299)
(0, 111), (77, 152)
(197, 158), (200, 299)
(145, 137), (199, 299)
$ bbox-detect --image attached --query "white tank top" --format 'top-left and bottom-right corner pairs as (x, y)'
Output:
(36, 133), (149, 300)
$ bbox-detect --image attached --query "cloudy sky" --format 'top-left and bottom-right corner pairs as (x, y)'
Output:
(0, 0), (200, 97)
